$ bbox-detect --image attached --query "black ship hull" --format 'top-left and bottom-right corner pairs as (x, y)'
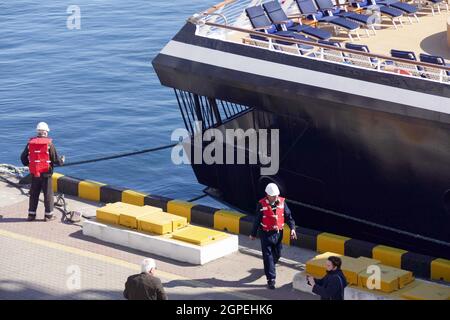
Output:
(152, 23), (450, 259)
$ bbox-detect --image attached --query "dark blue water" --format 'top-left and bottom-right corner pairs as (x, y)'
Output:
(0, 0), (225, 207)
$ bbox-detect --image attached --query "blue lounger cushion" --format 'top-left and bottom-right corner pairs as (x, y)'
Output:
(351, 0), (369, 7)
(345, 43), (378, 63)
(391, 49), (425, 72)
(246, 6), (275, 28)
(419, 53), (450, 76)
(391, 49), (417, 60)
(319, 16), (360, 30)
(339, 12), (373, 24)
(262, 1), (332, 40)
(246, 6), (310, 40)
(287, 24), (332, 40)
(358, 0), (404, 17)
(315, 0), (373, 25)
(274, 31), (315, 49)
(345, 43), (370, 52)
(318, 40), (341, 47)
(296, 0), (360, 30)
(378, 0), (418, 14)
(250, 28), (314, 51)
(379, 5), (404, 17)
(419, 54), (446, 65)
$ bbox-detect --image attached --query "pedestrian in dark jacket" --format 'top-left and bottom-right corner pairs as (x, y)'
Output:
(124, 258), (167, 300)
(307, 256), (347, 300)
(20, 122), (64, 221)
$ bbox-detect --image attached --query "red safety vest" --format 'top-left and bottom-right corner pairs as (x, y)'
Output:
(28, 137), (52, 177)
(259, 196), (285, 232)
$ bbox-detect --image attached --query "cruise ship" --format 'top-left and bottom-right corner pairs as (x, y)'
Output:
(152, 0), (450, 259)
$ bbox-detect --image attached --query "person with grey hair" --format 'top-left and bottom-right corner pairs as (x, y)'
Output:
(123, 258), (167, 300)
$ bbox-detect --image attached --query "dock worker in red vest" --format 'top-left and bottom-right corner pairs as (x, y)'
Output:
(20, 122), (65, 221)
(250, 183), (297, 289)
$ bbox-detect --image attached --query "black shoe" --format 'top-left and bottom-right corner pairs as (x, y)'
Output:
(45, 215), (56, 222)
(267, 280), (276, 290)
(27, 214), (36, 221)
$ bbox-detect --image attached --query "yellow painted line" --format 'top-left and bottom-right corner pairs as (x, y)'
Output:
(0, 228), (264, 300)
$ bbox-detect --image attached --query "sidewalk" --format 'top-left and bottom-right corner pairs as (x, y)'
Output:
(0, 179), (318, 300)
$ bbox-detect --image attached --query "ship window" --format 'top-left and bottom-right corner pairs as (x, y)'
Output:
(444, 190), (450, 214)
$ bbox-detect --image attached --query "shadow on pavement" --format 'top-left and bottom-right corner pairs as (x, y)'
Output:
(0, 217), (31, 223)
(0, 280), (123, 300)
(68, 229), (192, 267)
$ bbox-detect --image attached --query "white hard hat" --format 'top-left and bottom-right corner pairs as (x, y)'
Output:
(36, 122), (50, 132)
(141, 258), (156, 273)
(265, 183), (280, 196)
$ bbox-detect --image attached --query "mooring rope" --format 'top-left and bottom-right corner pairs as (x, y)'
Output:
(286, 198), (450, 247)
(61, 142), (178, 167)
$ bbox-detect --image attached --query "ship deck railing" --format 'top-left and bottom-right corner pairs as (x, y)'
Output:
(189, 0), (450, 85)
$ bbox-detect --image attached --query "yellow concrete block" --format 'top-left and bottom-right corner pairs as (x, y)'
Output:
(143, 205), (163, 213)
(431, 258), (450, 282)
(306, 253), (380, 286)
(138, 212), (187, 235)
(138, 214), (172, 235)
(358, 264), (402, 293)
(96, 202), (162, 227)
(401, 282), (450, 300)
(119, 206), (161, 229)
(172, 225), (228, 246)
(96, 203), (121, 225)
(381, 265), (414, 288)
(78, 180), (105, 202)
(356, 256), (381, 265)
(111, 202), (158, 212)
(341, 257), (382, 286)
(305, 252), (342, 278)
(317, 233), (350, 255)
(214, 210), (246, 234)
(166, 200), (195, 222)
(372, 245), (407, 268)
(52, 172), (64, 192)
(122, 190), (147, 206)
(170, 213), (188, 230)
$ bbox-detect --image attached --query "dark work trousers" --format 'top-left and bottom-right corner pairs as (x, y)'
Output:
(29, 176), (54, 216)
(260, 230), (283, 282)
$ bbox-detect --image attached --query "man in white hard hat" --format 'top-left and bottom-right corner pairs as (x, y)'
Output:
(250, 183), (297, 289)
(20, 122), (65, 221)
(123, 258), (167, 300)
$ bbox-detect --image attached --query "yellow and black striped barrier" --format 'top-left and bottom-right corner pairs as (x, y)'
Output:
(52, 173), (450, 283)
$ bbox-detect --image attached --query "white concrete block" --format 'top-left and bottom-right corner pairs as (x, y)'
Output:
(82, 218), (102, 239)
(82, 219), (238, 265)
(292, 271), (394, 300)
(200, 236), (239, 264)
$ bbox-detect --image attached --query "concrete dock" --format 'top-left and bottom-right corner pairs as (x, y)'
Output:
(0, 178), (318, 300)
